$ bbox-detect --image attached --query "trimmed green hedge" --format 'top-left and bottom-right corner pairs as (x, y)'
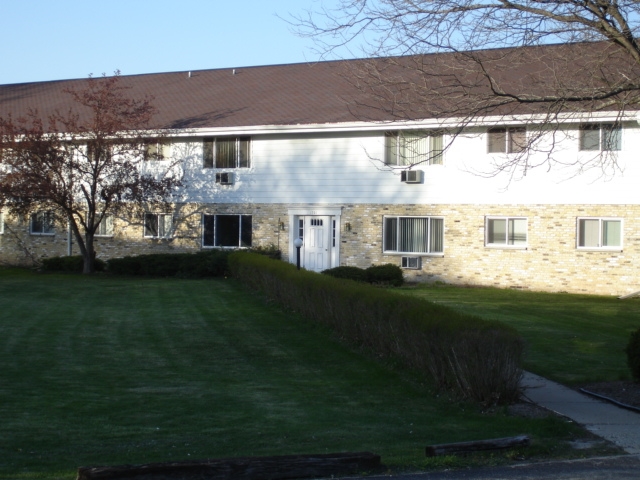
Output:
(41, 255), (106, 273)
(626, 327), (640, 382)
(229, 251), (524, 405)
(106, 250), (232, 278)
(323, 263), (404, 286)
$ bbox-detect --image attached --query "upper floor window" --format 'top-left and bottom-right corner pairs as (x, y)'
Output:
(202, 214), (252, 248)
(486, 217), (527, 247)
(30, 211), (55, 235)
(203, 137), (251, 169)
(577, 217), (622, 250)
(144, 213), (172, 238)
(579, 124), (621, 151)
(383, 216), (444, 254)
(487, 127), (526, 154)
(145, 139), (172, 161)
(385, 131), (443, 166)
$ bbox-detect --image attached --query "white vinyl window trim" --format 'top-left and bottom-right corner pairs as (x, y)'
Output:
(145, 139), (172, 161)
(487, 127), (527, 154)
(30, 211), (55, 235)
(95, 215), (114, 237)
(579, 124), (621, 152)
(385, 131), (444, 166)
(144, 213), (172, 238)
(202, 214), (252, 248)
(577, 217), (623, 250)
(383, 216), (444, 255)
(485, 217), (528, 248)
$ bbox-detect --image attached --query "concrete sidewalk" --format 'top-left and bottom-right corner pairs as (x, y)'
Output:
(522, 372), (640, 454)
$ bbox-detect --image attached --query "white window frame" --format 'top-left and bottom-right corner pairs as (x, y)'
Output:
(487, 127), (527, 154)
(144, 139), (172, 161)
(385, 131), (443, 166)
(577, 217), (623, 251)
(95, 215), (114, 237)
(144, 213), (172, 239)
(579, 124), (621, 152)
(383, 216), (444, 255)
(202, 214), (252, 248)
(485, 217), (528, 249)
(30, 211), (55, 236)
(203, 137), (251, 169)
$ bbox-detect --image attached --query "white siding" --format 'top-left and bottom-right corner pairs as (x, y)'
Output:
(178, 125), (640, 206)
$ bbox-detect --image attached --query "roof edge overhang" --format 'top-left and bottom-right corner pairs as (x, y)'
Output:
(162, 111), (640, 137)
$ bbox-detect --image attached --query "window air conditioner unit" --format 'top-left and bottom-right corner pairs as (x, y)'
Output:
(216, 172), (234, 185)
(400, 170), (423, 183)
(401, 256), (422, 269)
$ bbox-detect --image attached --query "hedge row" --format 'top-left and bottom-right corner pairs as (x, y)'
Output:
(41, 255), (107, 273)
(322, 264), (404, 286)
(41, 244), (281, 277)
(228, 251), (524, 405)
(105, 250), (232, 278)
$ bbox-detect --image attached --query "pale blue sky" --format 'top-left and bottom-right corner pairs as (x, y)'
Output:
(0, 0), (352, 85)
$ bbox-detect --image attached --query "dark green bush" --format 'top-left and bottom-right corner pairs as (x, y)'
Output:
(248, 244), (282, 260)
(106, 250), (231, 278)
(365, 263), (404, 286)
(626, 327), (640, 382)
(322, 266), (368, 282)
(41, 255), (106, 273)
(228, 251), (523, 405)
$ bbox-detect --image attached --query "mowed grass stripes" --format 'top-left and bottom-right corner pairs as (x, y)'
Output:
(0, 270), (614, 479)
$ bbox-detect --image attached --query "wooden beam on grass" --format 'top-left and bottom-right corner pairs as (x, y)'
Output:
(76, 452), (383, 480)
(426, 435), (530, 457)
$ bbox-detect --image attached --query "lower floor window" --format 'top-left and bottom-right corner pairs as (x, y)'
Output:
(486, 217), (527, 246)
(96, 215), (114, 236)
(203, 214), (252, 247)
(144, 213), (172, 238)
(578, 218), (622, 249)
(383, 216), (443, 254)
(30, 211), (55, 235)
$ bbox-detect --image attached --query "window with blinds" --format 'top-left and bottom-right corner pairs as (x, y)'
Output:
(383, 216), (444, 254)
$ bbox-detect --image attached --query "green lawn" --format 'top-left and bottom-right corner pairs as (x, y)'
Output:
(0, 270), (620, 479)
(398, 283), (640, 385)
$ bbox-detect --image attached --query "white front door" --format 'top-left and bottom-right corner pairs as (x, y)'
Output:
(304, 216), (331, 272)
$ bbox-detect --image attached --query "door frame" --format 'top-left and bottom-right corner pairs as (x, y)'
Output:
(288, 207), (342, 271)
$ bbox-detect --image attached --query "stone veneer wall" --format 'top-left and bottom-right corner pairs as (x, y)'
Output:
(1, 202), (637, 296)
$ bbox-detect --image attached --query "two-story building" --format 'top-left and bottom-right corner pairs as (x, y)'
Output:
(1, 42), (639, 295)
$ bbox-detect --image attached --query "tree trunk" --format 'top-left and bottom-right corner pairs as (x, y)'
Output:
(83, 232), (95, 274)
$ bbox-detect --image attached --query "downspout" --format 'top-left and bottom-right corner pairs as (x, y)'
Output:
(67, 219), (72, 256)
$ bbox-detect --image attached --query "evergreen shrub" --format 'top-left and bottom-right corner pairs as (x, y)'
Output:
(322, 266), (368, 282)
(41, 255), (106, 273)
(626, 327), (640, 382)
(365, 263), (404, 286)
(228, 251), (523, 405)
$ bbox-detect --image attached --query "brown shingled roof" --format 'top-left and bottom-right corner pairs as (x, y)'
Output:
(0, 42), (635, 131)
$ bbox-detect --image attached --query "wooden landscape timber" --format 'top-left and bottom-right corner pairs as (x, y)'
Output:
(76, 451), (383, 480)
(425, 435), (530, 457)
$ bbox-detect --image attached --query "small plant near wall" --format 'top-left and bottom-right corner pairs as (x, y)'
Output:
(626, 327), (640, 382)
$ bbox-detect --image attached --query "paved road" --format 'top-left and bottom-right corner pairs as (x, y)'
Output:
(355, 454), (640, 479)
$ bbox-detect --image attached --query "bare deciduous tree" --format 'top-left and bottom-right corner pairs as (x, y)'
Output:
(0, 73), (182, 273)
(292, 1), (640, 178)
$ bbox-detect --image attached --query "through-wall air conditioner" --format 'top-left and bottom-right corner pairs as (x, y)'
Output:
(400, 170), (423, 183)
(401, 256), (422, 269)
(216, 172), (234, 185)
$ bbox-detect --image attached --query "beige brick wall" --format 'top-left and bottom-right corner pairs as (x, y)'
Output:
(2, 202), (638, 296)
(337, 203), (639, 296)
